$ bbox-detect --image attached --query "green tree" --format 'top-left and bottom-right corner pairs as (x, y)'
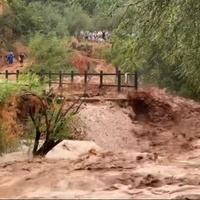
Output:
(27, 2), (69, 37)
(63, 6), (92, 35)
(28, 33), (71, 72)
(110, 0), (200, 99)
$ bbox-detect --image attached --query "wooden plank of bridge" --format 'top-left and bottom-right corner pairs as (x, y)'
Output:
(65, 97), (128, 103)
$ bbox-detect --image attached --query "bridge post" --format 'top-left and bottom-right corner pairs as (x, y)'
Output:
(59, 71), (62, 88)
(16, 70), (19, 81)
(99, 70), (103, 88)
(5, 70), (8, 80)
(84, 70), (87, 85)
(134, 70), (138, 90)
(117, 70), (121, 92)
(71, 70), (74, 83)
(48, 71), (52, 88)
(39, 69), (45, 84)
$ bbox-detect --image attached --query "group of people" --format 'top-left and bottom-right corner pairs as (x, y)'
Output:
(78, 31), (110, 42)
(0, 52), (26, 67)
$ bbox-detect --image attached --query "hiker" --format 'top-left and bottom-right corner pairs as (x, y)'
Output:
(102, 31), (106, 41)
(106, 31), (110, 41)
(18, 52), (25, 67)
(97, 31), (102, 40)
(10, 52), (14, 64)
(5, 53), (9, 64)
(6, 52), (13, 65)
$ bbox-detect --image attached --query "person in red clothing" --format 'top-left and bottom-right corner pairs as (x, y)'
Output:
(18, 52), (26, 67)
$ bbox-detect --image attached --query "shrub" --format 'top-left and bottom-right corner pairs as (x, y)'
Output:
(18, 92), (83, 157)
(0, 122), (19, 155)
(63, 6), (92, 35)
(0, 73), (44, 104)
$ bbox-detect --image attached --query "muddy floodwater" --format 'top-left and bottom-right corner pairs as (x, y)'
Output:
(1, 88), (200, 199)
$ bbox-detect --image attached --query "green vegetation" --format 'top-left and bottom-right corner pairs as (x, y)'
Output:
(0, 73), (43, 104)
(0, 73), (81, 156)
(28, 34), (72, 72)
(0, 73), (44, 155)
(2, 0), (200, 99)
(0, 0), (121, 72)
(0, 122), (19, 155)
(0, 71), (82, 156)
(1, 0), (116, 40)
(1, 0), (200, 154)
(96, 0), (200, 100)
(23, 93), (82, 156)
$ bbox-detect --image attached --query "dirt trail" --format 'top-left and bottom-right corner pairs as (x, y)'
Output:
(1, 88), (200, 199)
(0, 59), (29, 82)
(70, 40), (115, 74)
(71, 51), (114, 74)
(0, 41), (28, 75)
(0, 62), (26, 72)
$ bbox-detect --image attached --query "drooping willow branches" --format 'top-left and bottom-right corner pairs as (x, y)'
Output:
(111, 0), (200, 97)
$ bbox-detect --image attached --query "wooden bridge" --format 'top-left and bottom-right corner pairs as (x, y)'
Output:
(0, 70), (138, 92)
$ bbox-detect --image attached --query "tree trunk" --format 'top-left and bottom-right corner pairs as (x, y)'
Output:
(32, 129), (41, 155)
(33, 139), (62, 157)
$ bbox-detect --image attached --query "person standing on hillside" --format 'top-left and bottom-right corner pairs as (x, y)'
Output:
(18, 52), (26, 67)
(6, 52), (11, 65)
(10, 51), (14, 64)
(102, 31), (106, 41)
(6, 51), (14, 65)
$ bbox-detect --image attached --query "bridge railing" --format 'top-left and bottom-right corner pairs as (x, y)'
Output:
(0, 70), (138, 92)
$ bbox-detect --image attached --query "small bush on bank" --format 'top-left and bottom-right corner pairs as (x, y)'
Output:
(0, 73), (44, 155)
(0, 73), (44, 104)
(0, 122), (19, 155)
(18, 92), (83, 157)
